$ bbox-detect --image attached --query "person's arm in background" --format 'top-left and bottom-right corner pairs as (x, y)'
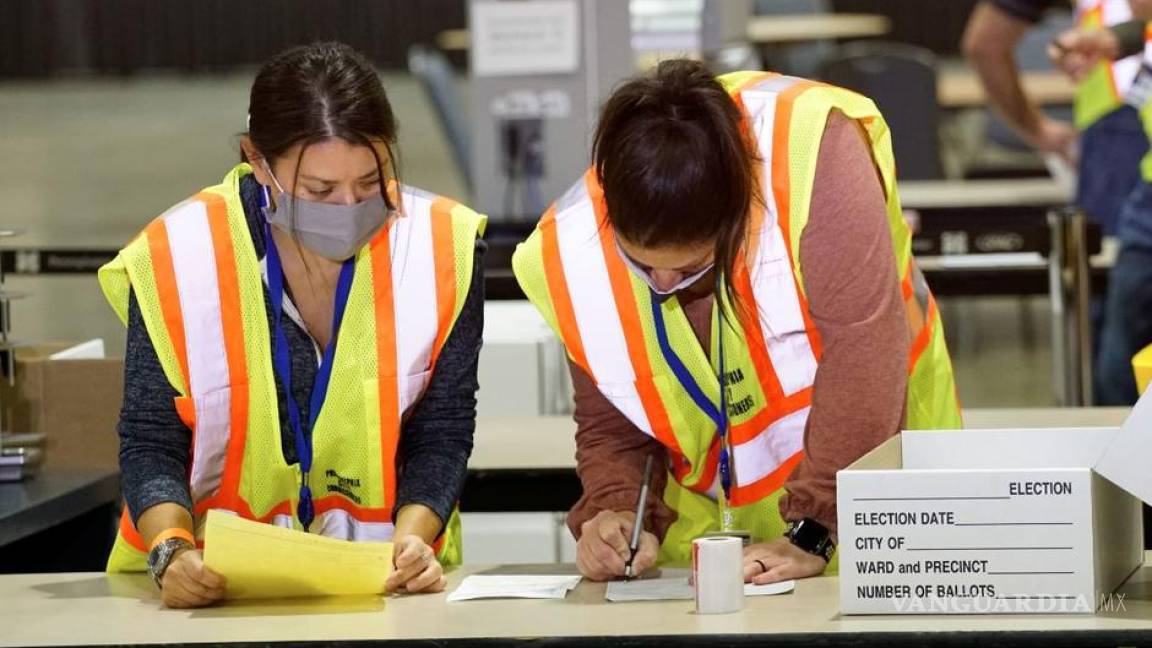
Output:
(1049, 19), (1148, 80)
(962, 0), (1077, 160)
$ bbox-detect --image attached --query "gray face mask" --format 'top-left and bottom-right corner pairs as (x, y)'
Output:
(261, 164), (388, 261)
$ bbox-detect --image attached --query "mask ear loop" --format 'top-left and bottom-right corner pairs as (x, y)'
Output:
(258, 182), (272, 214)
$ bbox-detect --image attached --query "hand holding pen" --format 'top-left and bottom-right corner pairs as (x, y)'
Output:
(573, 454), (660, 582)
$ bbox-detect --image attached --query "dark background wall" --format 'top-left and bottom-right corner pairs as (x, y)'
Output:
(832, 0), (981, 55)
(0, 0), (467, 77)
(0, 0), (978, 78)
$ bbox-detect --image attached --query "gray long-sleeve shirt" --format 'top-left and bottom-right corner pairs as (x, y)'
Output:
(118, 173), (484, 529)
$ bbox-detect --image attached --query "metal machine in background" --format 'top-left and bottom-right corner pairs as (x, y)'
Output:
(468, 0), (633, 222)
(0, 229), (42, 482)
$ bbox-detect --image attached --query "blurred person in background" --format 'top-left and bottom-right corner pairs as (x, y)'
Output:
(1047, 8), (1152, 403)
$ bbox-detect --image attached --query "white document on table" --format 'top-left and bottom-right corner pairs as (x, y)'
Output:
(447, 575), (583, 602)
(605, 569), (794, 602)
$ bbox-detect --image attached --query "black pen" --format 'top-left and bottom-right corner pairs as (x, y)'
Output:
(623, 455), (654, 581)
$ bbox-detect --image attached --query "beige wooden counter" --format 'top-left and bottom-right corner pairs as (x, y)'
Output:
(939, 69), (1075, 108)
(3, 559), (1152, 646)
(899, 178), (1072, 210)
(746, 14), (890, 44)
(472, 408), (1131, 471)
(440, 14), (891, 54)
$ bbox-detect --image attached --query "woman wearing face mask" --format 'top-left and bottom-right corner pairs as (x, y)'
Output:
(99, 42), (486, 607)
(513, 60), (961, 584)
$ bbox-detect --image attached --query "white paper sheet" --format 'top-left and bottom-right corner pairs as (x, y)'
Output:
(48, 339), (105, 360)
(447, 574), (583, 602)
(604, 569), (795, 602)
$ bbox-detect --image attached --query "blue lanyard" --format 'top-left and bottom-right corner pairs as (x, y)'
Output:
(649, 291), (732, 501)
(264, 220), (356, 532)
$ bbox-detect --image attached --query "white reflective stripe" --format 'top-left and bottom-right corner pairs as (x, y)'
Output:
(163, 201), (233, 503)
(266, 513), (291, 529)
(314, 509), (396, 542)
(740, 82), (781, 231)
(1076, 0), (1131, 22)
(553, 190), (654, 435)
(1100, 0), (1140, 94)
(163, 202), (230, 398)
(598, 381), (656, 439)
(186, 388), (230, 501)
(739, 78), (819, 396)
(191, 509), (289, 538)
(390, 190), (440, 415)
(1100, 0), (1132, 25)
(556, 177), (591, 211)
(749, 231), (818, 396)
(1089, 0), (1142, 96)
(1113, 55), (1141, 96)
(731, 406), (809, 486)
(201, 508), (393, 542)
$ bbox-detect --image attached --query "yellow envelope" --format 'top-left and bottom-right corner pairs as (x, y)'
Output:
(202, 510), (393, 599)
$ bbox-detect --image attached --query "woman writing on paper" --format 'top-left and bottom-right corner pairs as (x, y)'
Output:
(513, 60), (962, 584)
(101, 42), (485, 607)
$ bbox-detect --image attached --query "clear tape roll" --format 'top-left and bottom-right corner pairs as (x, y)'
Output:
(692, 536), (744, 614)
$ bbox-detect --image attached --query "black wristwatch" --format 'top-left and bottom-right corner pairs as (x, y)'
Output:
(147, 538), (194, 589)
(785, 518), (835, 562)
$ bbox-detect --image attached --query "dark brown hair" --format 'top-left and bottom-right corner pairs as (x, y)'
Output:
(242, 41), (399, 212)
(592, 59), (760, 315)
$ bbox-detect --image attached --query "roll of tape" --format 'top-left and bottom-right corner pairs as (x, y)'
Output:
(692, 536), (744, 614)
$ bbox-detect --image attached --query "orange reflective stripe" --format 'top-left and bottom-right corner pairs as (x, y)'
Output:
(689, 435), (722, 495)
(201, 193), (249, 511)
(429, 198), (459, 368)
(118, 507), (148, 552)
(540, 204), (590, 371)
(770, 80), (817, 265)
(730, 71), (776, 93)
(194, 498), (294, 524)
(728, 387), (813, 446)
(313, 495), (392, 523)
(194, 498), (392, 527)
(900, 262), (915, 302)
(586, 174), (689, 478)
(145, 218), (191, 392)
(909, 294), (937, 373)
(769, 81), (825, 360)
(371, 228), (401, 516)
(174, 396), (196, 429)
(729, 450), (803, 507)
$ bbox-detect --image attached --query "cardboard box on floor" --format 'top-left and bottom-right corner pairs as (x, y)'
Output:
(837, 388), (1152, 615)
(0, 343), (123, 471)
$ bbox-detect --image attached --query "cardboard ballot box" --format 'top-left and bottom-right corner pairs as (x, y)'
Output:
(838, 391), (1152, 615)
(0, 343), (123, 471)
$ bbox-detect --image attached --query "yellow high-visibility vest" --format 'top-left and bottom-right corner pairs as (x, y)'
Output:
(100, 164), (485, 571)
(513, 73), (961, 562)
